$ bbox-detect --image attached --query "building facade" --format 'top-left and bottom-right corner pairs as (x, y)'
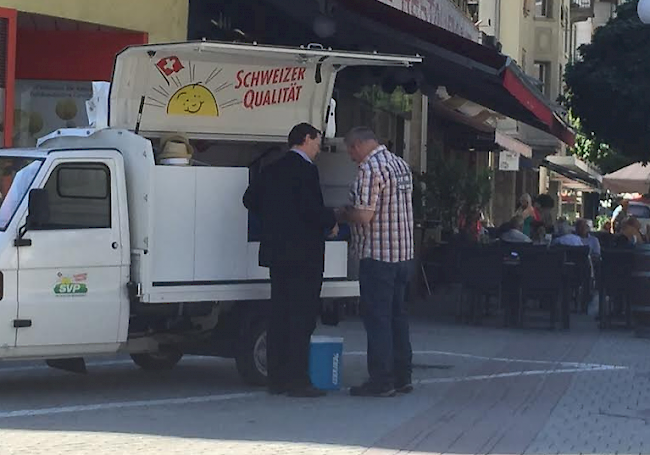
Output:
(477, 0), (603, 225)
(0, 0), (189, 148)
(572, 0), (622, 62)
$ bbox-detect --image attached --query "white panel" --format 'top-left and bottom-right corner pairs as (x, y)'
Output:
(143, 280), (359, 304)
(16, 157), (124, 348)
(0, 269), (17, 347)
(247, 241), (348, 279)
(316, 152), (358, 208)
(324, 242), (348, 278)
(151, 168), (196, 282)
(194, 168), (250, 281)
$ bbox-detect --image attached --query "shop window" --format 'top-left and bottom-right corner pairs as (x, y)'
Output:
(42, 163), (111, 229)
(14, 80), (92, 147)
(535, 0), (553, 18)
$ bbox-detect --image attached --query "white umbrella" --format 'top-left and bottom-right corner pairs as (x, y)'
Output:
(603, 162), (650, 194)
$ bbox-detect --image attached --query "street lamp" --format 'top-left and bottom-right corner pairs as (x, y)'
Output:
(639, 0), (650, 24)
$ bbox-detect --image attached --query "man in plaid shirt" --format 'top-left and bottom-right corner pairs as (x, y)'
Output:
(336, 127), (414, 397)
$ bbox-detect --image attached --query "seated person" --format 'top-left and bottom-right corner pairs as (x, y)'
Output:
(621, 216), (647, 245)
(459, 208), (487, 243)
(576, 218), (601, 258)
(552, 218), (583, 247)
(500, 216), (532, 244)
(530, 220), (549, 246)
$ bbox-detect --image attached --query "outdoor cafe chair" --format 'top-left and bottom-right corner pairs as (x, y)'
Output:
(457, 245), (503, 324)
(517, 248), (566, 329)
(551, 245), (591, 314)
(599, 248), (636, 329)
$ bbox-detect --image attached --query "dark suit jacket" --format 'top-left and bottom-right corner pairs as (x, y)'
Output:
(243, 151), (336, 269)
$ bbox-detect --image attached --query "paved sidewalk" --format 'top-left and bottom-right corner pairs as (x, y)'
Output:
(0, 317), (647, 454)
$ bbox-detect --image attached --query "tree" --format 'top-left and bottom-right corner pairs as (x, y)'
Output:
(568, 115), (632, 174)
(564, 0), (650, 163)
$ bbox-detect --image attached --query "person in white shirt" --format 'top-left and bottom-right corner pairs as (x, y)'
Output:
(500, 216), (532, 244)
(576, 218), (601, 258)
(552, 219), (583, 247)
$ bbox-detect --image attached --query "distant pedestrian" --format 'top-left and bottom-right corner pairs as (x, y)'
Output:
(611, 200), (629, 234)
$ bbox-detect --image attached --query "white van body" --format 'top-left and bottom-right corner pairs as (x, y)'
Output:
(0, 41), (420, 383)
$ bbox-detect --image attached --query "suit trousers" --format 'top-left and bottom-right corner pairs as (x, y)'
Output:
(267, 264), (323, 390)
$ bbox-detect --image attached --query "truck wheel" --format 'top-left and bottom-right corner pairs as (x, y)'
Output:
(131, 351), (183, 371)
(235, 321), (268, 386)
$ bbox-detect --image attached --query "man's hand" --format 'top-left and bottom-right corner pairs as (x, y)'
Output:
(334, 207), (348, 223)
(328, 223), (340, 239)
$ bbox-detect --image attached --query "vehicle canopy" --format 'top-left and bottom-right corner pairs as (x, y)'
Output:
(109, 41), (421, 142)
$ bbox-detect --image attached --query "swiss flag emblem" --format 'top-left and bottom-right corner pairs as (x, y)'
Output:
(156, 56), (185, 76)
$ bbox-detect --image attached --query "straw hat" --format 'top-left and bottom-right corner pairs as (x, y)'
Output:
(158, 133), (194, 160)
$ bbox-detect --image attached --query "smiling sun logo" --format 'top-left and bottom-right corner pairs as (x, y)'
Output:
(147, 56), (241, 118)
(167, 84), (219, 116)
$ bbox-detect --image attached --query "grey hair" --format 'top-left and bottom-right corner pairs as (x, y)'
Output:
(510, 215), (524, 230)
(555, 218), (573, 237)
(344, 126), (378, 145)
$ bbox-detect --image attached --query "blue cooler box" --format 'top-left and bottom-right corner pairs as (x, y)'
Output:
(309, 336), (343, 390)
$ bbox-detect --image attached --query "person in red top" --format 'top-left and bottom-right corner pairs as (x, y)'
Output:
(459, 207), (485, 243)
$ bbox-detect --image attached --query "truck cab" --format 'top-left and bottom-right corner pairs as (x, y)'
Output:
(0, 41), (420, 384)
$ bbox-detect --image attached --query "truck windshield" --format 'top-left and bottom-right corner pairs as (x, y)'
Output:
(0, 158), (42, 231)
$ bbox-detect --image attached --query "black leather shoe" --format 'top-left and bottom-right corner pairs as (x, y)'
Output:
(395, 382), (414, 394)
(286, 386), (327, 398)
(267, 385), (288, 395)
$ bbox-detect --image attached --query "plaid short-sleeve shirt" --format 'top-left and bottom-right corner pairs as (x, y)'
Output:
(349, 146), (414, 263)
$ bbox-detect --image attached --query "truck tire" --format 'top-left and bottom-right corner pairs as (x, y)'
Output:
(235, 321), (268, 386)
(130, 351), (183, 371)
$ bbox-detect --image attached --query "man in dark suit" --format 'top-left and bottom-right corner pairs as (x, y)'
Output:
(243, 123), (338, 397)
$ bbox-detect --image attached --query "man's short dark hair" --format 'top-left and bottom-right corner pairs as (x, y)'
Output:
(288, 123), (320, 148)
(344, 126), (378, 145)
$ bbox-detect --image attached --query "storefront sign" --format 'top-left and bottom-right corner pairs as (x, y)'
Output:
(499, 151), (520, 171)
(374, 0), (479, 41)
(14, 80), (92, 147)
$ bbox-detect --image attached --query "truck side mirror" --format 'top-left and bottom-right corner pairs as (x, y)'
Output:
(16, 189), (49, 246)
(26, 189), (50, 229)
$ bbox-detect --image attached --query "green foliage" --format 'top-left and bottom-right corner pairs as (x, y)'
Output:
(567, 114), (632, 174)
(413, 154), (492, 231)
(355, 85), (412, 114)
(564, 0), (650, 163)
(596, 214), (610, 231)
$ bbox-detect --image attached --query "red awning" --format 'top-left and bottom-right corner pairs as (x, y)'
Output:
(338, 0), (575, 146)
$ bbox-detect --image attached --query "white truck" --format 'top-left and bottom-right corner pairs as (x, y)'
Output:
(0, 41), (419, 384)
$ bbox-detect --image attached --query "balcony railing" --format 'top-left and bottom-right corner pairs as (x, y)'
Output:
(572, 0), (592, 8)
(571, 0), (595, 22)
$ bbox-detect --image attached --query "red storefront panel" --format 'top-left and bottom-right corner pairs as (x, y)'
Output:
(16, 29), (147, 82)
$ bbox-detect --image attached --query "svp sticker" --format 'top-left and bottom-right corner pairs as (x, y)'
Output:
(54, 272), (88, 296)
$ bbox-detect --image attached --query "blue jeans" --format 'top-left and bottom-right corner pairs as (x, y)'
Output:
(359, 258), (413, 387)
